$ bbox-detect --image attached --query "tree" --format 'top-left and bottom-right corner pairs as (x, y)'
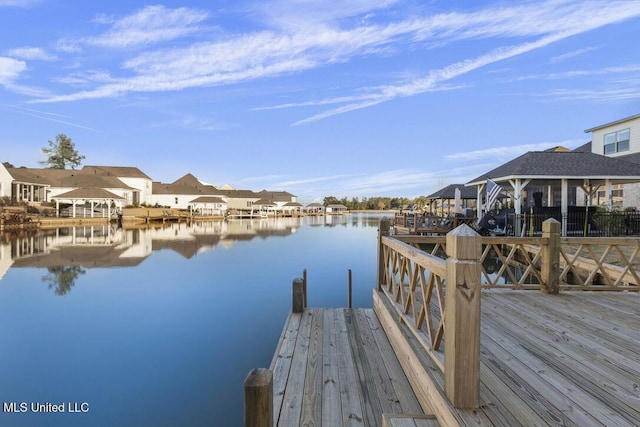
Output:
(40, 134), (85, 169)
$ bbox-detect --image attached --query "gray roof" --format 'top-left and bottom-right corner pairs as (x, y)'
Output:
(190, 196), (226, 204)
(152, 173), (220, 195)
(7, 167), (133, 189)
(52, 188), (125, 200)
(256, 190), (296, 202)
(467, 151), (640, 185)
(82, 165), (151, 179)
(427, 184), (477, 200)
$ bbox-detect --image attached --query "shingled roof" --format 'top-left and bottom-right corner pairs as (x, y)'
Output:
(467, 150), (640, 186)
(427, 184), (477, 200)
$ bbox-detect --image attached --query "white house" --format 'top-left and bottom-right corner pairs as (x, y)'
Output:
(151, 174), (225, 210)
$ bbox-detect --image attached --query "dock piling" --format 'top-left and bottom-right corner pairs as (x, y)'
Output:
(292, 278), (305, 313)
(347, 269), (352, 308)
(244, 368), (273, 427)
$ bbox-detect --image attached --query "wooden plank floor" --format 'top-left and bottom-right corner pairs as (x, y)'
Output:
(270, 308), (429, 426)
(377, 289), (640, 426)
(478, 290), (640, 427)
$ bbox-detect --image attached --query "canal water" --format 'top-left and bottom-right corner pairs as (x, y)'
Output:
(0, 213), (386, 427)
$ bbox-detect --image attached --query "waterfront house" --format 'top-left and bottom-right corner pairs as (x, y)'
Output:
(0, 164), (144, 216)
(466, 146), (640, 236)
(81, 166), (153, 206)
(151, 174), (224, 210)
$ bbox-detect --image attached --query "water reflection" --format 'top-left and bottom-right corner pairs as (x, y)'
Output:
(42, 265), (86, 295)
(0, 214), (386, 290)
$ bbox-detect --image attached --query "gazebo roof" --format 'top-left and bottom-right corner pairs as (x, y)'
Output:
(467, 150), (640, 186)
(51, 188), (124, 200)
(190, 196), (226, 204)
(427, 184), (477, 200)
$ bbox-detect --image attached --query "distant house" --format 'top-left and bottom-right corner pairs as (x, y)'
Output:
(325, 204), (348, 214)
(81, 166), (153, 206)
(282, 201), (303, 215)
(151, 174), (223, 209)
(189, 196), (227, 216)
(304, 202), (325, 214)
(0, 163), (147, 214)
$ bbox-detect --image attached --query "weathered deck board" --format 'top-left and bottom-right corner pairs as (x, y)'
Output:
(374, 289), (640, 426)
(272, 291), (640, 426)
(273, 308), (429, 427)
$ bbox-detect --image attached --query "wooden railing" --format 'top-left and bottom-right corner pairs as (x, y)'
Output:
(377, 217), (481, 408)
(376, 216), (640, 410)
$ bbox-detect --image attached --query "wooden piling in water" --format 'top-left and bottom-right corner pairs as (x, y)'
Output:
(244, 368), (273, 427)
(292, 278), (305, 313)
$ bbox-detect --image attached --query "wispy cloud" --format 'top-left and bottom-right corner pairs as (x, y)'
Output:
(6, 46), (57, 61)
(550, 46), (598, 63)
(445, 140), (587, 162)
(87, 5), (209, 48)
(0, 0), (38, 7)
(3, 104), (100, 131)
(22, 0), (640, 113)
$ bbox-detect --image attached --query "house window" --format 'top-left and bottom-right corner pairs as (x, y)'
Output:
(604, 128), (630, 154)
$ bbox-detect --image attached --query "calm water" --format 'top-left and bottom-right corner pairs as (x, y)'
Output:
(0, 213), (386, 427)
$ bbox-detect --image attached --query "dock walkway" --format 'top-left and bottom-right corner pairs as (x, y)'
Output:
(259, 290), (640, 426)
(269, 307), (438, 426)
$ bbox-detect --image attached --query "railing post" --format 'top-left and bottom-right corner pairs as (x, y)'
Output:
(244, 368), (273, 427)
(444, 224), (481, 408)
(377, 217), (391, 291)
(292, 278), (305, 313)
(541, 218), (561, 294)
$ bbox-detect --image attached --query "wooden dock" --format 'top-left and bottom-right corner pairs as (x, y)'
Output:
(268, 308), (438, 426)
(244, 219), (640, 426)
(375, 289), (640, 426)
(252, 290), (640, 427)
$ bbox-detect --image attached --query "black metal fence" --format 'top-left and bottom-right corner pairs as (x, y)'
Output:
(506, 211), (640, 237)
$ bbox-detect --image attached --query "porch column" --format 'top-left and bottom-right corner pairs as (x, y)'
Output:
(605, 180), (612, 210)
(72, 201), (77, 218)
(56, 200), (60, 217)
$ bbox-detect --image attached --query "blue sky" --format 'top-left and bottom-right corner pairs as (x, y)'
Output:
(1, 0), (639, 203)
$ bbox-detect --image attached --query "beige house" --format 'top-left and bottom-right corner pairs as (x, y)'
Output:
(584, 113), (640, 209)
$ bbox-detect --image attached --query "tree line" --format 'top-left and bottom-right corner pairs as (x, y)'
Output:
(322, 195), (431, 211)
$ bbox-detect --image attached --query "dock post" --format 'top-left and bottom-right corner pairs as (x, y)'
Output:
(347, 269), (352, 308)
(377, 217), (391, 291)
(292, 278), (305, 313)
(302, 269), (308, 309)
(541, 218), (561, 294)
(444, 224), (481, 408)
(244, 368), (273, 427)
